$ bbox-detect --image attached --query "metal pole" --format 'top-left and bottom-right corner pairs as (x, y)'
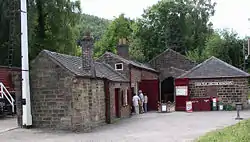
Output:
(21, 0), (32, 126)
(243, 42), (246, 71)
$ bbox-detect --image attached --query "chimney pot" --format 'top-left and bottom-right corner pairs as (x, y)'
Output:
(117, 38), (129, 59)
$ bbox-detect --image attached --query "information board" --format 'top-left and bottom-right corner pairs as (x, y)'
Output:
(175, 86), (188, 96)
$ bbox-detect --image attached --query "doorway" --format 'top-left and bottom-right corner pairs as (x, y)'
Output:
(161, 77), (174, 103)
(114, 88), (121, 118)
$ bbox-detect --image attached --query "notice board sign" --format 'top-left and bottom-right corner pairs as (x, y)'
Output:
(176, 86), (188, 96)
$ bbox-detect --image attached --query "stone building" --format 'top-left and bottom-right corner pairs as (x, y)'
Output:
(30, 33), (131, 131)
(149, 48), (196, 102)
(176, 56), (250, 111)
(98, 39), (160, 110)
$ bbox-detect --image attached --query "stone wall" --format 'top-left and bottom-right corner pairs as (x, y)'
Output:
(30, 54), (110, 131)
(30, 54), (73, 129)
(71, 78), (106, 131)
(189, 78), (249, 108)
(109, 82), (130, 123)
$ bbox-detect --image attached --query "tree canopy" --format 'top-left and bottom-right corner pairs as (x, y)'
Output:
(0, 0), (249, 71)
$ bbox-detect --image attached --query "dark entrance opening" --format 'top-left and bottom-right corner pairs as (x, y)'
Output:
(161, 77), (174, 103)
(115, 88), (121, 118)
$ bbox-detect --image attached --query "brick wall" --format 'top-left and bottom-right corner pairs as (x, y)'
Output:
(30, 54), (74, 129)
(141, 70), (158, 80)
(130, 68), (141, 88)
(189, 78), (249, 108)
(149, 50), (196, 81)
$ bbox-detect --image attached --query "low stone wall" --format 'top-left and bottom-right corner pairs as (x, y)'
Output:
(189, 77), (248, 108)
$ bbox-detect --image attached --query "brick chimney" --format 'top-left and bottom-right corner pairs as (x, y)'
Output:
(77, 32), (95, 77)
(117, 38), (129, 59)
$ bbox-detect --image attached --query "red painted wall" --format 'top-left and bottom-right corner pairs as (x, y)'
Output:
(0, 66), (20, 92)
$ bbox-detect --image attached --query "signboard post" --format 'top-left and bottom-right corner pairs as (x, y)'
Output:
(186, 101), (193, 113)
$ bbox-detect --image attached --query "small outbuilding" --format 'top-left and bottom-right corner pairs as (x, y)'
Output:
(30, 33), (131, 131)
(175, 56), (250, 111)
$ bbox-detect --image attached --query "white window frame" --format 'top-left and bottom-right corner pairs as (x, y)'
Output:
(115, 63), (123, 71)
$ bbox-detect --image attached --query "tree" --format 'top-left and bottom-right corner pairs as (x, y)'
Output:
(0, 0), (82, 67)
(94, 14), (133, 57)
(135, 0), (216, 61)
(29, 0), (82, 59)
(188, 29), (244, 69)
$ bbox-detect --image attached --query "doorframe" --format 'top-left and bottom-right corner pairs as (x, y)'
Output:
(114, 88), (121, 118)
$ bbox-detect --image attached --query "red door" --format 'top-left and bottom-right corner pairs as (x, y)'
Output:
(139, 80), (159, 111)
(175, 78), (189, 111)
(115, 88), (120, 117)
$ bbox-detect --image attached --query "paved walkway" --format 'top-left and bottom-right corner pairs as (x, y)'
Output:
(0, 111), (250, 142)
(0, 116), (18, 134)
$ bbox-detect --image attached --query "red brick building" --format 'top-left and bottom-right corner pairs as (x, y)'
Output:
(98, 40), (159, 110)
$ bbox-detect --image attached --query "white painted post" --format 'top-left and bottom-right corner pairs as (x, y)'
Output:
(21, 0), (32, 126)
(0, 83), (3, 98)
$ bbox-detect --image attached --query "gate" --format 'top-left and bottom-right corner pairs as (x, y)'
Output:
(175, 78), (189, 111)
(139, 80), (159, 111)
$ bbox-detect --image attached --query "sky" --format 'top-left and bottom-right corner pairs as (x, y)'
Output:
(80, 0), (250, 37)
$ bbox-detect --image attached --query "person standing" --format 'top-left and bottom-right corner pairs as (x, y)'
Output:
(132, 93), (140, 115)
(138, 90), (144, 113)
(144, 93), (148, 113)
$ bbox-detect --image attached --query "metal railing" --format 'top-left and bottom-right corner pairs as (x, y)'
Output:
(0, 82), (15, 113)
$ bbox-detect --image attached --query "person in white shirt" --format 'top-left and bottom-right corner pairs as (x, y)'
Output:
(132, 93), (140, 115)
(138, 90), (144, 113)
(144, 93), (148, 113)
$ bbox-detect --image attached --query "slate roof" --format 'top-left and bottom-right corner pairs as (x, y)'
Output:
(101, 52), (158, 73)
(169, 67), (187, 78)
(178, 56), (250, 79)
(41, 50), (129, 82)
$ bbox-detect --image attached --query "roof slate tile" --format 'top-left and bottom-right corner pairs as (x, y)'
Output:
(42, 50), (129, 82)
(178, 56), (250, 79)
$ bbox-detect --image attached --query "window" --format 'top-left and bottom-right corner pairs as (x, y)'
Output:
(115, 63), (123, 70)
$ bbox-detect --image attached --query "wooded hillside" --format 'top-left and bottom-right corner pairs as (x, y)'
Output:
(0, 0), (249, 72)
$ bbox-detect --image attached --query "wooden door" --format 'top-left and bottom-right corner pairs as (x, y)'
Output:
(139, 80), (159, 111)
(175, 78), (189, 111)
(115, 88), (121, 118)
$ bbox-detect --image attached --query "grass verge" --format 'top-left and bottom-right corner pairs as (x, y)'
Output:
(196, 119), (250, 142)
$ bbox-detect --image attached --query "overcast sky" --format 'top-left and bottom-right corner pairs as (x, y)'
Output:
(80, 0), (250, 37)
